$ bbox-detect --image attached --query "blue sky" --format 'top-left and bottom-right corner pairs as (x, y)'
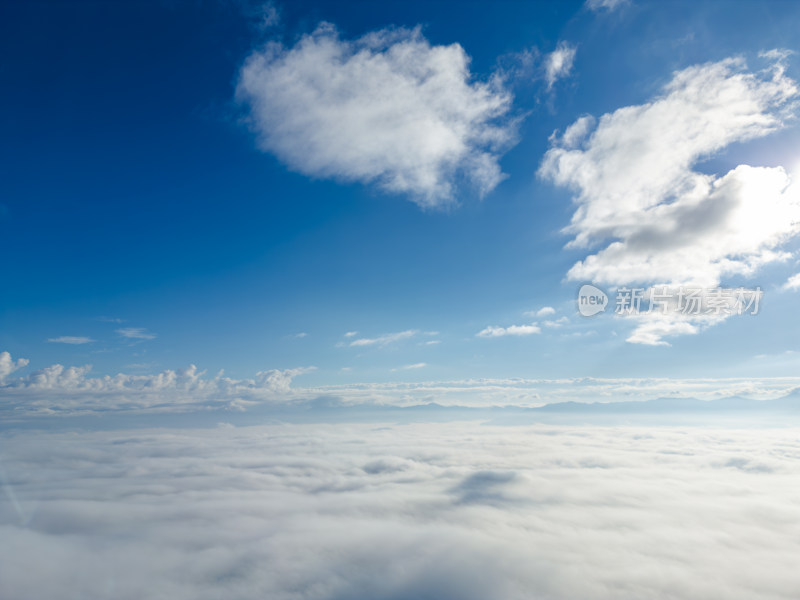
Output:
(3, 0), (800, 406)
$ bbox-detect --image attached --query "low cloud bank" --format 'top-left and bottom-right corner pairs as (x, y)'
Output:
(2, 423), (800, 599)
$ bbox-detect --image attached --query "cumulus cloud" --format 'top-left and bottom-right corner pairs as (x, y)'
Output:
(476, 323), (541, 337)
(116, 327), (156, 340)
(544, 42), (577, 89)
(0, 351), (28, 383)
(349, 330), (418, 347)
(2, 423), (800, 599)
(46, 336), (95, 345)
(0, 352), (314, 416)
(236, 24), (516, 207)
(540, 55), (800, 343)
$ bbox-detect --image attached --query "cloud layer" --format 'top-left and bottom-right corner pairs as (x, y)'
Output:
(0, 353), (314, 417)
(2, 423), (799, 599)
(236, 24), (516, 207)
(5, 351), (800, 419)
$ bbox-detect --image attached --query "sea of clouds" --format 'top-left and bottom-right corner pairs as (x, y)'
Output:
(2, 421), (799, 599)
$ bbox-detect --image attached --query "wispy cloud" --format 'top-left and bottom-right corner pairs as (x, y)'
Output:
(391, 362), (427, 371)
(544, 42), (577, 89)
(46, 336), (95, 345)
(245, 0), (280, 30)
(585, 0), (630, 12)
(349, 330), (418, 347)
(116, 328), (156, 340)
(236, 24), (516, 207)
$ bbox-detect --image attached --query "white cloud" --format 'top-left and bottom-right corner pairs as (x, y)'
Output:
(0, 351), (28, 383)
(531, 306), (556, 317)
(344, 331), (359, 338)
(540, 55), (800, 343)
(624, 315), (701, 346)
(116, 327), (156, 340)
(543, 316), (569, 328)
(255, 366), (315, 394)
(236, 24), (516, 207)
(556, 114), (595, 148)
(476, 323), (541, 338)
(544, 42), (577, 89)
(0, 352), (315, 415)
(783, 272), (800, 290)
(541, 55), (799, 287)
(2, 423), (800, 599)
(585, 0), (630, 11)
(46, 336), (95, 345)
(5, 348), (800, 415)
(349, 330), (418, 347)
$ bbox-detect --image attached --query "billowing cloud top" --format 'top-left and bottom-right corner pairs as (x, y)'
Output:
(0, 351), (29, 383)
(540, 55), (799, 289)
(236, 24), (517, 207)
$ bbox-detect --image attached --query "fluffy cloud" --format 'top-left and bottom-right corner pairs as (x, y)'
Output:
(544, 42), (577, 89)
(0, 352), (314, 416)
(236, 24), (516, 207)
(2, 423), (800, 599)
(476, 323), (541, 337)
(46, 336), (95, 344)
(540, 55), (799, 343)
(0, 351), (28, 383)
